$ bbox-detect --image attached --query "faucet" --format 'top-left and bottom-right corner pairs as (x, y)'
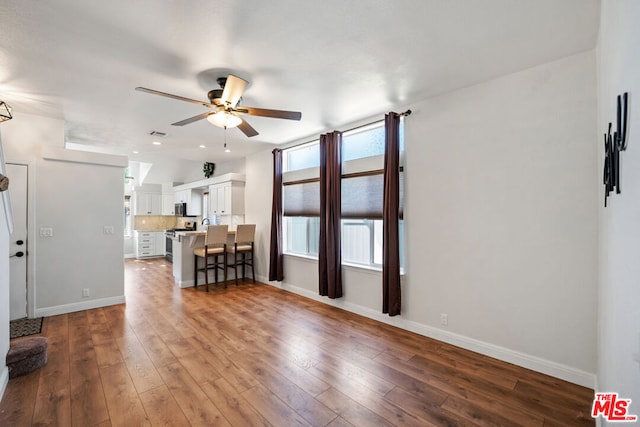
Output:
(201, 217), (211, 226)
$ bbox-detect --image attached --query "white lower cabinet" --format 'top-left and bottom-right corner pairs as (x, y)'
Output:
(135, 231), (166, 258)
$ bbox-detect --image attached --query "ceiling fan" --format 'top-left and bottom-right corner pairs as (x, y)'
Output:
(135, 74), (302, 137)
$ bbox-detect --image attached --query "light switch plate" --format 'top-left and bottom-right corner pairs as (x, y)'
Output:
(103, 225), (115, 235)
(39, 227), (53, 237)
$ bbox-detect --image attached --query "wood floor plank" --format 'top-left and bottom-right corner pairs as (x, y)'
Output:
(93, 339), (124, 368)
(201, 378), (272, 427)
(32, 334), (72, 427)
(111, 322), (164, 394)
(316, 387), (397, 427)
(68, 349), (110, 426)
(241, 384), (312, 427)
(139, 385), (191, 427)
(325, 415), (355, 427)
(232, 349), (337, 425)
(385, 387), (481, 426)
(0, 259), (594, 426)
(308, 358), (431, 427)
(242, 336), (331, 397)
(99, 362), (151, 427)
(158, 362), (231, 426)
(127, 317), (178, 368)
(184, 335), (259, 394)
(0, 370), (40, 426)
(440, 393), (543, 427)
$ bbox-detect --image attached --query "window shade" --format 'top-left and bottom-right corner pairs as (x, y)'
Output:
(342, 172), (404, 219)
(283, 181), (320, 217)
(283, 172), (403, 219)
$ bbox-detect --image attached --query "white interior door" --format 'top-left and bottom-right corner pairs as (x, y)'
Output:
(8, 163), (28, 320)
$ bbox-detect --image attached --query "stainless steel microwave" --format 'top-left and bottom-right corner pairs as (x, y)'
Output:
(175, 202), (187, 216)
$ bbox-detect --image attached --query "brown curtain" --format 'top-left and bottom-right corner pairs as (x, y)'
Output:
(319, 131), (343, 299)
(269, 149), (284, 281)
(383, 112), (401, 316)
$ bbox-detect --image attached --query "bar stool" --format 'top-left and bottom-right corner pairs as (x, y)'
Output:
(194, 225), (228, 291)
(227, 224), (256, 285)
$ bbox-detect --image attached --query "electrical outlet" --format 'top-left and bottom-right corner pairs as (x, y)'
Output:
(82, 288), (90, 297)
(440, 313), (448, 326)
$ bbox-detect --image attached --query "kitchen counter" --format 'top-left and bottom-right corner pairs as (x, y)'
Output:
(172, 229), (238, 288)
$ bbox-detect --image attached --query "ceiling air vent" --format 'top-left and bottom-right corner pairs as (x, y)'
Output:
(149, 130), (167, 137)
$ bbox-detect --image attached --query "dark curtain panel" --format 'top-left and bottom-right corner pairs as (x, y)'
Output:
(319, 132), (343, 299)
(383, 113), (401, 316)
(269, 149), (284, 281)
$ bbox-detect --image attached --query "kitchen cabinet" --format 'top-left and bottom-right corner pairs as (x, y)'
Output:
(135, 231), (165, 258)
(209, 181), (244, 215)
(161, 193), (175, 215)
(134, 192), (162, 215)
(174, 189), (202, 216)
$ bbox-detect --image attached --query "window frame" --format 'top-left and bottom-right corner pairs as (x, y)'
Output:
(281, 119), (404, 271)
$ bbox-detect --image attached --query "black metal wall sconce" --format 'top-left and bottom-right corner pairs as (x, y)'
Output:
(0, 100), (12, 122)
(603, 92), (629, 207)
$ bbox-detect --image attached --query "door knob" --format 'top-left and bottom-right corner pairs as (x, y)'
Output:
(10, 251), (25, 258)
(16, 240), (24, 245)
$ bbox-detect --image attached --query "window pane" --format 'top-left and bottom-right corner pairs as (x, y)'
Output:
(286, 217), (309, 254)
(342, 220), (371, 265)
(285, 142), (319, 172)
(373, 220), (383, 265)
(308, 217), (320, 255)
(399, 219), (405, 270)
(124, 196), (132, 237)
(284, 216), (320, 256)
(343, 125), (385, 162)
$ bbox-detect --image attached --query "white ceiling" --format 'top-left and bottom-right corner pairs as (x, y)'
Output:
(0, 0), (600, 163)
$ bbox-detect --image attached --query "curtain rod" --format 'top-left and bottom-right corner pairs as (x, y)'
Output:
(275, 109), (412, 153)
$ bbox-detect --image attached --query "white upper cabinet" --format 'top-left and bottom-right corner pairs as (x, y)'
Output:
(134, 192), (162, 215)
(209, 181), (244, 215)
(162, 193), (175, 215)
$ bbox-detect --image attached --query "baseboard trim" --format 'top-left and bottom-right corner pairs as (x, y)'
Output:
(34, 295), (126, 317)
(176, 279), (194, 289)
(0, 366), (8, 403)
(261, 275), (596, 389)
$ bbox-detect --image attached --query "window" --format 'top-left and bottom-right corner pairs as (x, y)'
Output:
(284, 141), (319, 172)
(282, 120), (404, 270)
(124, 195), (132, 237)
(284, 216), (319, 256)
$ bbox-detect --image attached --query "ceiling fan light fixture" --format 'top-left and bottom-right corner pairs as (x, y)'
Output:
(207, 111), (242, 129)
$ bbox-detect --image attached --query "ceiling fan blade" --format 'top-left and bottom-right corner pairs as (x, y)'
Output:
(238, 106), (302, 121)
(220, 75), (247, 109)
(171, 111), (212, 126)
(135, 87), (215, 108)
(238, 119), (259, 137)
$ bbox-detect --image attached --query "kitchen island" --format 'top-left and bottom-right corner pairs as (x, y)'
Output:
(172, 230), (238, 288)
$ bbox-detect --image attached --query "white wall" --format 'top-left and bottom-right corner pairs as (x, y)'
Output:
(2, 112), (126, 316)
(0, 134), (11, 400)
(597, 0), (640, 409)
(247, 51), (598, 386)
(142, 156), (246, 185)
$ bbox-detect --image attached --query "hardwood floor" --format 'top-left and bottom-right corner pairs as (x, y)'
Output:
(0, 258), (594, 426)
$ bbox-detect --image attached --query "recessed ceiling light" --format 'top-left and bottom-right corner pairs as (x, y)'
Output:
(225, 149), (231, 153)
(152, 141), (161, 145)
(133, 151), (139, 154)
(199, 145), (206, 148)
